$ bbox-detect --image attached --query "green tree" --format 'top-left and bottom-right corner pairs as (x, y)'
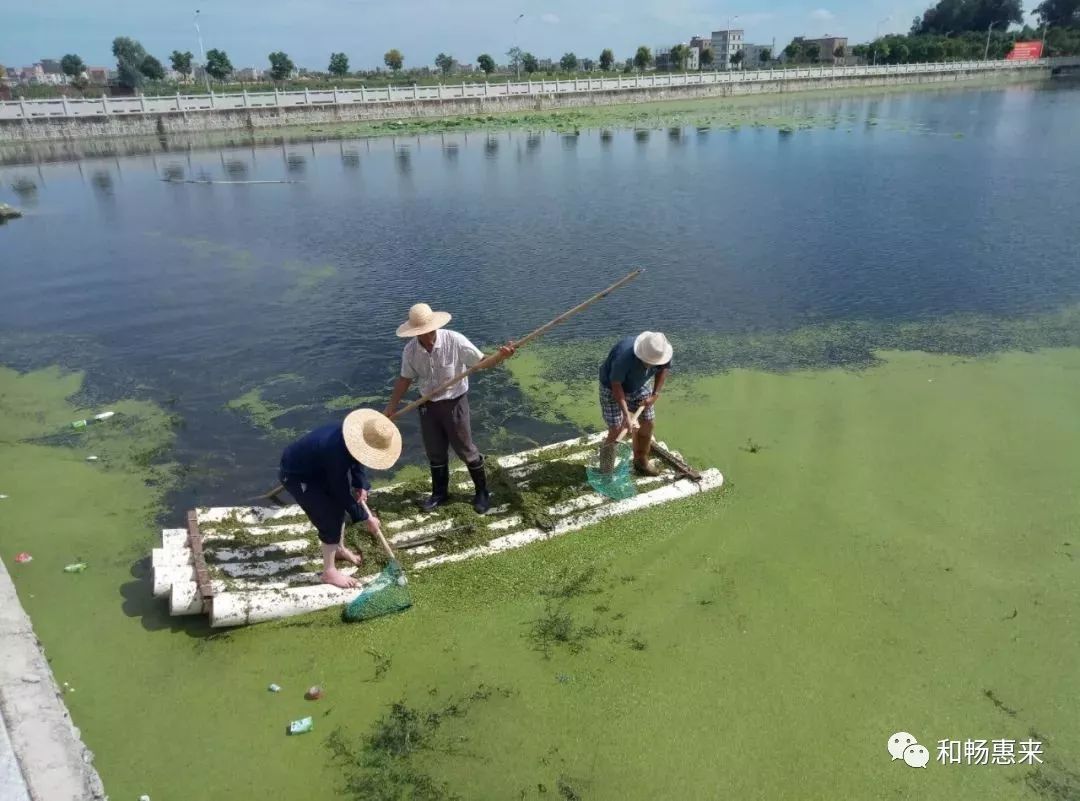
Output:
(599, 48), (615, 70)
(477, 53), (495, 74)
(268, 51), (294, 81)
(784, 40), (804, 62)
(669, 44), (691, 70)
(623, 58), (635, 73)
(834, 44), (846, 60)
(521, 52), (539, 73)
(112, 36), (148, 89)
(914, 0), (1023, 35)
(205, 49), (233, 82)
(634, 45), (652, 73)
(581, 57), (595, 71)
(506, 47), (523, 74)
(804, 43), (822, 63)
(560, 52), (578, 71)
(729, 49), (745, 67)
(700, 47), (714, 68)
(60, 54), (85, 78)
(434, 53), (455, 75)
(873, 39), (891, 62)
(328, 52), (349, 77)
(760, 47), (772, 64)
(170, 50), (193, 78)
(1035, 0), (1080, 24)
(140, 55), (165, 80)
(384, 49), (404, 72)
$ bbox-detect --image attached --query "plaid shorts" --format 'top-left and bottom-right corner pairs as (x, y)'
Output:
(599, 383), (655, 427)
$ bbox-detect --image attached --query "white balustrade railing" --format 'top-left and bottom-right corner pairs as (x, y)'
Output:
(0, 58), (1068, 121)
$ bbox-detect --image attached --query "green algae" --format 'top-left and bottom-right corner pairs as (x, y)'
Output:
(5, 334), (1080, 799)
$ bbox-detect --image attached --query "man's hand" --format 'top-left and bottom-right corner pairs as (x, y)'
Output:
(365, 515), (381, 537)
(643, 393), (659, 409)
(382, 405), (396, 419)
(354, 488), (368, 505)
(481, 341), (517, 369)
(620, 410), (638, 437)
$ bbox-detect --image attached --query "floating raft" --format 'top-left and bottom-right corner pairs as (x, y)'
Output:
(152, 433), (723, 627)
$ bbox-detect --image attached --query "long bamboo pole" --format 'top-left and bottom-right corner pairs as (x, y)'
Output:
(260, 268), (643, 501)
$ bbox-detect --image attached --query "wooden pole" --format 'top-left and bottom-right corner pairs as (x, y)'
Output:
(260, 268), (643, 501)
(394, 267), (642, 418)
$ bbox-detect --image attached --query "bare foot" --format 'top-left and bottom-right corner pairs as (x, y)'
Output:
(321, 568), (359, 589)
(335, 546), (364, 567)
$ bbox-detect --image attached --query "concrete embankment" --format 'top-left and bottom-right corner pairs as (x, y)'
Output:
(0, 558), (106, 800)
(0, 64), (1049, 143)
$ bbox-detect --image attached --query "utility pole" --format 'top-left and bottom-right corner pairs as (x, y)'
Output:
(514, 13), (525, 80)
(984, 20), (997, 61)
(194, 9), (211, 92)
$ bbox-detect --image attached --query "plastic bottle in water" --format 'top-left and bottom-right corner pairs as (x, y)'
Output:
(71, 411), (116, 430)
(287, 716), (314, 735)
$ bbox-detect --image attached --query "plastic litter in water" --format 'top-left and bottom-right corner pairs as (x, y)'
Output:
(304, 685), (323, 701)
(14, 552), (32, 563)
(63, 563), (88, 573)
(286, 716), (313, 735)
(86, 455), (99, 462)
(268, 684), (281, 693)
(140, 795), (151, 801)
(0, 494), (8, 500)
(70, 411), (116, 430)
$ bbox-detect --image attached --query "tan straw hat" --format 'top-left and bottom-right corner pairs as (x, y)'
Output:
(396, 303), (452, 338)
(633, 331), (673, 366)
(342, 409), (402, 470)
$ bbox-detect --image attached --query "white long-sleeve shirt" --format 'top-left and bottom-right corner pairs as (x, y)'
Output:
(400, 329), (484, 401)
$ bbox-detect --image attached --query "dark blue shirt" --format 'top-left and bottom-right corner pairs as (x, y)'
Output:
(599, 336), (671, 394)
(280, 422), (371, 522)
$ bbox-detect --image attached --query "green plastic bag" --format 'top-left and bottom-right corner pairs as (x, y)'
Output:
(342, 560), (412, 623)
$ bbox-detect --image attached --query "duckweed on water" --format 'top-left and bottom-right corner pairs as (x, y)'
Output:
(327, 686), (515, 801)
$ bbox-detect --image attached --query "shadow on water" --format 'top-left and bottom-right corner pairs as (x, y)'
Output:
(634, 129), (649, 143)
(120, 557), (218, 639)
(484, 136), (499, 158)
(600, 129), (613, 146)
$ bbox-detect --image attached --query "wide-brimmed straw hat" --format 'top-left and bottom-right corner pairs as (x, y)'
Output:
(343, 409), (402, 470)
(633, 331), (673, 366)
(396, 303), (452, 338)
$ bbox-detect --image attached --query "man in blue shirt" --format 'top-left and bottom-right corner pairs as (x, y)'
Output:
(599, 331), (673, 476)
(278, 409), (401, 589)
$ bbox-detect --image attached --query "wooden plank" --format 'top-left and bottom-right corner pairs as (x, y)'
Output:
(186, 510), (215, 610)
(651, 441), (701, 481)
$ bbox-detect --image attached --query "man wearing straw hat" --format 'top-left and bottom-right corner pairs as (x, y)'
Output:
(384, 303), (516, 515)
(599, 331), (673, 476)
(278, 409), (402, 589)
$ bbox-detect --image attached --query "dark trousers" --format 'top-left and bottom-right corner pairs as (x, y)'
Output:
(278, 469), (345, 545)
(419, 393), (480, 467)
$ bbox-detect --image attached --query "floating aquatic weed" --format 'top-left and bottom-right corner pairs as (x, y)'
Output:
(365, 648), (392, 681)
(327, 686), (514, 801)
(740, 438), (763, 454)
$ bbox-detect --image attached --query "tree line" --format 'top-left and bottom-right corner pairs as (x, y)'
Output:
(40, 1), (1080, 96)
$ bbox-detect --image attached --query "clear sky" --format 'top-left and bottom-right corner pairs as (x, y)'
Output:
(2, 0), (1039, 71)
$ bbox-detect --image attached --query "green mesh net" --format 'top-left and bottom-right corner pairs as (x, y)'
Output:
(585, 441), (638, 500)
(342, 560), (412, 623)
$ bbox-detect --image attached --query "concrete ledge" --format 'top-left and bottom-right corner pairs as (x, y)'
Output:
(0, 558), (106, 801)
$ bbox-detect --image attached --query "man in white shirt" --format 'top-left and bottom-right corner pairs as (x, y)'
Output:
(384, 303), (515, 513)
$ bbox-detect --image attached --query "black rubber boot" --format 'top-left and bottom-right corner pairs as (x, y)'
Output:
(467, 457), (491, 514)
(420, 463), (450, 512)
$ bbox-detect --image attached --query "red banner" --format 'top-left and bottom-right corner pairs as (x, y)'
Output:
(1006, 41), (1043, 60)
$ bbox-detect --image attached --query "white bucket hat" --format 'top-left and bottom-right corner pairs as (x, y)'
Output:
(633, 331), (673, 366)
(342, 409), (402, 470)
(396, 303), (452, 338)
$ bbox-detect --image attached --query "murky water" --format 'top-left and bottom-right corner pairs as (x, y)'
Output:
(2, 80), (1079, 510)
